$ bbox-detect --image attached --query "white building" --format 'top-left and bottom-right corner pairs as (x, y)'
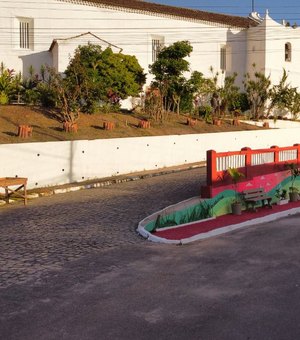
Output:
(1, 0), (300, 89)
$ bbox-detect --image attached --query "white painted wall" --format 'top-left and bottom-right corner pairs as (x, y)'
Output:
(1, 129), (300, 190)
(0, 0), (246, 86)
(247, 13), (300, 88)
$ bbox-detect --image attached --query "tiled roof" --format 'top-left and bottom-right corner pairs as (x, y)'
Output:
(67, 0), (257, 28)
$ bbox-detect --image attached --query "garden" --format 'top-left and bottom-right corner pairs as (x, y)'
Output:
(1, 41), (300, 144)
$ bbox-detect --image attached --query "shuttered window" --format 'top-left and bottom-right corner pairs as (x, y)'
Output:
(19, 21), (30, 49)
(220, 46), (226, 71)
(152, 38), (164, 62)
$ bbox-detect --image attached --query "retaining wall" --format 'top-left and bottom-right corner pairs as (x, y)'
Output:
(1, 128), (300, 189)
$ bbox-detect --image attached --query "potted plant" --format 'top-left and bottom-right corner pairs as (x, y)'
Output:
(275, 188), (288, 205)
(227, 167), (245, 215)
(286, 163), (300, 202)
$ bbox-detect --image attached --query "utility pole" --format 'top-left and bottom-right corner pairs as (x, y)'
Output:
(252, 0), (255, 12)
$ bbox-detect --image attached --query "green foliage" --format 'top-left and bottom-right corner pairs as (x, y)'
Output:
(288, 91), (300, 120)
(21, 66), (40, 105)
(286, 163), (300, 192)
(65, 43), (146, 113)
(189, 71), (216, 114)
(227, 167), (245, 184)
(244, 68), (300, 120)
(275, 188), (287, 200)
(37, 81), (58, 108)
(198, 105), (212, 117)
(149, 41), (193, 116)
(193, 68), (240, 117)
(0, 63), (21, 104)
(230, 92), (249, 112)
(243, 66), (271, 119)
(227, 167), (245, 203)
(267, 69), (294, 117)
(41, 65), (81, 123)
(220, 72), (240, 113)
(150, 40), (192, 81)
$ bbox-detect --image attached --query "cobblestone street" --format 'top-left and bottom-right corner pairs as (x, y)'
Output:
(2, 166), (300, 340)
(0, 167), (205, 288)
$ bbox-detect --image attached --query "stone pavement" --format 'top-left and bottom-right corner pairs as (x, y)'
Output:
(0, 167), (205, 289)
(2, 166), (300, 339)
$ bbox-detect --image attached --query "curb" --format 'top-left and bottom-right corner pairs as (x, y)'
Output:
(138, 206), (300, 245)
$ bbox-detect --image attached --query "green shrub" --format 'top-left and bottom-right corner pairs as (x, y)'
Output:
(0, 92), (9, 105)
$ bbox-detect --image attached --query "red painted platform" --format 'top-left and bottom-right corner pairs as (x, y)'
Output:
(154, 200), (300, 241)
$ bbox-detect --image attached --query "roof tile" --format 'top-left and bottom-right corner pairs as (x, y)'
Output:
(72, 0), (257, 28)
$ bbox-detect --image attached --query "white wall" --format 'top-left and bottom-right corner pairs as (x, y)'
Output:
(0, 0), (246, 85)
(1, 129), (300, 190)
(247, 13), (300, 88)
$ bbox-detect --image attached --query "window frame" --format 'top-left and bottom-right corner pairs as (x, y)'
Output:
(220, 45), (226, 71)
(17, 17), (34, 50)
(151, 36), (164, 62)
(285, 42), (292, 62)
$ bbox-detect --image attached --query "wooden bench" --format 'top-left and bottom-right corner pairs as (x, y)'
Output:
(243, 188), (272, 212)
(0, 177), (28, 205)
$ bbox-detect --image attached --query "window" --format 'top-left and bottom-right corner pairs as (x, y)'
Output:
(18, 18), (33, 49)
(220, 46), (226, 71)
(152, 36), (164, 62)
(285, 42), (291, 62)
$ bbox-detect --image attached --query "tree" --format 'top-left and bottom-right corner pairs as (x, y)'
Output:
(243, 66), (271, 119)
(149, 40), (193, 117)
(192, 68), (240, 117)
(43, 66), (81, 124)
(220, 72), (240, 113)
(288, 90), (300, 120)
(189, 71), (215, 108)
(267, 69), (294, 117)
(65, 43), (146, 113)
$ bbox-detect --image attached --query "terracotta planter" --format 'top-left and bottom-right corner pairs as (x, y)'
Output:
(18, 125), (33, 138)
(63, 122), (78, 133)
(103, 121), (115, 130)
(139, 120), (151, 129)
(263, 122), (270, 128)
(289, 192), (299, 202)
(187, 118), (197, 126)
(213, 118), (221, 126)
(232, 118), (240, 126)
(231, 202), (242, 215)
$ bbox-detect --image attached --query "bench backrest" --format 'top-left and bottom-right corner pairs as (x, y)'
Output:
(243, 188), (266, 199)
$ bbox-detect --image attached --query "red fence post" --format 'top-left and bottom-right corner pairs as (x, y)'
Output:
(206, 150), (217, 186)
(293, 144), (300, 165)
(271, 145), (279, 165)
(241, 147), (251, 179)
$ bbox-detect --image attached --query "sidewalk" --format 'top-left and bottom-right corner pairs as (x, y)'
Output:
(152, 200), (300, 244)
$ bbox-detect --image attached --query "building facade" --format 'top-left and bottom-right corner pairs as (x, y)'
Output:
(1, 0), (300, 89)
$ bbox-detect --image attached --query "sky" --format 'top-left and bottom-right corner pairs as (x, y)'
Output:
(151, 0), (300, 25)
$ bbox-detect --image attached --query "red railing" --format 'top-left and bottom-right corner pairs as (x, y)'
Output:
(206, 144), (300, 186)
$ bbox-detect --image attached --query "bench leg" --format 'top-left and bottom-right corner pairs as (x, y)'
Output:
(24, 184), (27, 206)
(5, 187), (9, 204)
